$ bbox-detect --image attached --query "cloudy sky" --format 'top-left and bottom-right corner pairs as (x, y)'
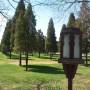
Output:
(0, 0), (81, 42)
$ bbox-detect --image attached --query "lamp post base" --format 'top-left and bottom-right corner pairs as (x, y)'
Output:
(63, 64), (78, 90)
(68, 78), (72, 90)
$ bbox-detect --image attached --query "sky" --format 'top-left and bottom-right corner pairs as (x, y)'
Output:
(0, 0), (81, 42)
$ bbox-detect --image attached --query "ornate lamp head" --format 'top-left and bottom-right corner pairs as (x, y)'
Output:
(60, 27), (84, 64)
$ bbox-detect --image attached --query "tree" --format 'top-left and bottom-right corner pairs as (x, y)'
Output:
(59, 24), (66, 51)
(75, 18), (81, 28)
(25, 3), (37, 55)
(1, 20), (12, 55)
(80, 0), (90, 32)
(36, 29), (45, 58)
(10, 18), (15, 56)
(61, 24), (66, 32)
(46, 18), (57, 59)
(23, 3), (37, 71)
(67, 13), (76, 27)
(14, 14), (25, 66)
(14, 0), (25, 66)
(14, 15), (25, 51)
(79, 0), (90, 65)
(10, 0), (25, 50)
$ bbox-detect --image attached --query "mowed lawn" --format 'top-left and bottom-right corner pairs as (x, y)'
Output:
(0, 52), (90, 90)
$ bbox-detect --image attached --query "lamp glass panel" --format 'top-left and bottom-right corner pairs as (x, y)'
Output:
(63, 34), (69, 58)
(74, 35), (80, 58)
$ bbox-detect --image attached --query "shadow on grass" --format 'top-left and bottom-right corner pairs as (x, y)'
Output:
(7, 54), (19, 60)
(40, 56), (50, 59)
(23, 65), (64, 74)
(83, 64), (90, 67)
(7, 54), (32, 60)
(38, 55), (59, 61)
(76, 72), (82, 75)
(33, 53), (59, 59)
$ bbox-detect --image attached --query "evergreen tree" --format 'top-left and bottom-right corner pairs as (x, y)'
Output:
(15, 0), (25, 18)
(14, 0), (25, 66)
(25, 3), (36, 54)
(36, 29), (45, 58)
(67, 13), (76, 27)
(79, 0), (90, 65)
(59, 24), (66, 52)
(10, 19), (15, 53)
(14, 14), (26, 66)
(24, 3), (36, 70)
(10, 0), (25, 53)
(61, 24), (66, 32)
(46, 18), (57, 59)
(14, 15), (25, 51)
(80, 0), (90, 32)
(1, 20), (12, 55)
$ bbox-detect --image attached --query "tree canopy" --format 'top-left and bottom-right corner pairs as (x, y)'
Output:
(36, 29), (45, 57)
(67, 13), (76, 27)
(46, 18), (57, 53)
(10, 0), (26, 51)
(24, 3), (36, 53)
(1, 20), (12, 54)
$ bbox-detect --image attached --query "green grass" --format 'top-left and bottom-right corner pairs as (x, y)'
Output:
(0, 52), (90, 90)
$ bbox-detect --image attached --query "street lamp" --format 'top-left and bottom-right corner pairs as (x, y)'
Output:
(60, 27), (84, 90)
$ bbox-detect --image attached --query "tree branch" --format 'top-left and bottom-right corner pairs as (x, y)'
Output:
(0, 11), (8, 19)
(12, 0), (18, 3)
(7, 0), (15, 9)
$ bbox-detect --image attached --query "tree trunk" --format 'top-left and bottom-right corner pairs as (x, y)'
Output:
(85, 38), (88, 65)
(39, 51), (40, 58)
(19, 52), (22, 66)
(86, 52), (88, 65)
(50, 52), (52, 60)
(31, 51), (33, 56)
(9, 50), (11, 59)
(26, 51), (28, 71)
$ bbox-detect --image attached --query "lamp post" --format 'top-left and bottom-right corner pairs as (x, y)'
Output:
(60, 27), (84, 90)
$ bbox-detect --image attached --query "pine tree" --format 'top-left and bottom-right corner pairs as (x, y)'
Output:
(10, 19), (15, 53)
(36, 29), (45, 58)
(24, 3), (36, 70)
(67, 13), (76, 28)
(14, 14), (26, 65)
(79, 0), (90, 65)
(10, 0), (25, 53)
(14, 15), (25, 51)
(14, 0), (25, 66)
(46, 18), (57, 59)
(59, 24), (66, 52)
(15, 0), (25, 18)
(1, 20), (12, 55)
(80, 0), (90, 32)
(25, 3), (36, 54)
(61, 24), (66, 32)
